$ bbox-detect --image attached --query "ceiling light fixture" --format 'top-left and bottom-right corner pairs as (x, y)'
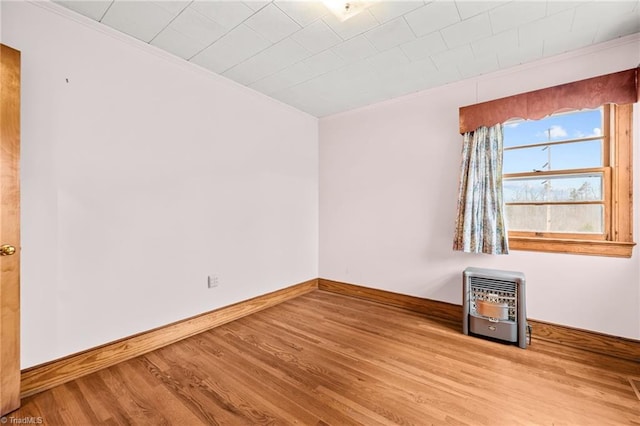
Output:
(323, 1), (373, 22)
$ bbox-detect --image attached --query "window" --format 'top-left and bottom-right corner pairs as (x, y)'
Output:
(502, 104), (634, 257)
(458, 68), (637, 257)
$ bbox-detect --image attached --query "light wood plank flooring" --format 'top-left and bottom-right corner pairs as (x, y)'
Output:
(8, 291), (640, 425)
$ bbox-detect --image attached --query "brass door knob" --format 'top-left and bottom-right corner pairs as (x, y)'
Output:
(0, 244), (16, 256)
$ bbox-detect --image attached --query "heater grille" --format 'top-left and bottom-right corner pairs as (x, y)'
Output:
(469, 277), (518, 322)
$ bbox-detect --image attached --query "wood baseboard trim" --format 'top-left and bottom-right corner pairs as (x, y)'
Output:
(20, 279), (318, 398)
(526, 319), (640, 363)
(318, 278), (462, 323)
(318, 278), (640, 363)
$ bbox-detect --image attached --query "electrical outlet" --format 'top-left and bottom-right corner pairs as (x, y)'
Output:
(207, 275), (219, 289)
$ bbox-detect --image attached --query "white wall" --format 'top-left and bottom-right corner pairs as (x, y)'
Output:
(320, 34), (640, 339)
(2, 1), (319, 368)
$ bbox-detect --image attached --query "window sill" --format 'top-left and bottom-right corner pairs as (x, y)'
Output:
(508, 236), (636, 258)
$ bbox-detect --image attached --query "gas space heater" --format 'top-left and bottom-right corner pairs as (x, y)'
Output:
(462, 267), (528, 348)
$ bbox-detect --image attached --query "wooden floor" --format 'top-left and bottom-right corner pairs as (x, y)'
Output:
(10, 291), (640, 425)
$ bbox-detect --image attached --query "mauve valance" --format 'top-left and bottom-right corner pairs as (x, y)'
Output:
(459, 67), (639, 134)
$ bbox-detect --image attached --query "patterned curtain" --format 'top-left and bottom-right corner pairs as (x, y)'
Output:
(453, 124), (509, 254)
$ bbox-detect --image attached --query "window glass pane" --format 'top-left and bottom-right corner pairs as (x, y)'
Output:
(504, 174), (603, 203)
(504, 108), (603, 148)
(506, 204), (604, 234)
(503, 139), (603, 173)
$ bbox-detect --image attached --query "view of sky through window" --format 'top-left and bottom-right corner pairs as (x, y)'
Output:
(502, 108), (605, 234)
(503, 108), (603, 173)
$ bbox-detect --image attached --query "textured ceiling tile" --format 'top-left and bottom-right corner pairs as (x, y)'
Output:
(571, 1), (637, 31)
(190, 24), (272, 73)
(431, 44), (474, 70)
(331, 35), (378, 61)
(423, 63), (462, 89)
(497, 39), (544, 68)
(341, 84), (389, 104)
(272, 78), (328, 105)
(309, 61), (380, 98)
(441, 12), (492, 48)
(410, 56), (438, 75)
(364, 17), (416, 51)
(338, 58), (379, 80)
(223, 64), (271, 86)
(244, 1), (271, 12)
(275, 1), (329, 26)
(302, 50), (346, 74)
(518, 9), (575, 45)
(333, 89), (390, 113)
(151, 27), (208, 59)
(250, 62), (315, 94)
(367, 47), (410, 73)
(471, 29), (518, 57)
(223, 38), (310, 85)
(191, 1), (255, 29)
(153, 1), (190, 15)
(54, 0), (640, 118)
(593, 10), (640, 43)
(543, 27), (597, 57)
(489, 1), (547, 34)
(404, 2), (461, 37)
(261, 37), (311, 66)
(290, 74), (342, 98)
(455, 1), (504, 20)
(458, 54), (500, 79)
(377, 56), (435, 85)
(244, 3), (301, 43)
(400, 32), (447, 61)
(331, 70), (383, 98)
(368, 1), (424, 23)
(379, 74), (426, 99)
(327, 79), (383, 101)
(309, 75), (354, 98)
(546, 1), (585, 16)
(291, 19), (343, 53)
(165, 7), (228, 46)
(101, 1), (180, 42)
(53, 0), (112, 21)
(323, 9), (379, 40)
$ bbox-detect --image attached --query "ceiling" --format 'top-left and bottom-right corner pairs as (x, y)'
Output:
(54, 1), (640, 117)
